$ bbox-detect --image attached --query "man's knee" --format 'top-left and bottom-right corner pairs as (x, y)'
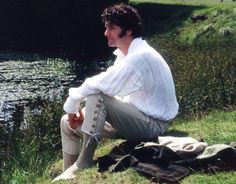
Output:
(84, 94), (107, 115)
(60, 114), (83, 141)
(86, 93), (105, 103)
(60, 114), (69, 131)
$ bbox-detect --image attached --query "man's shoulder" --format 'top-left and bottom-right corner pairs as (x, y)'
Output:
(130, 46), (158, 60)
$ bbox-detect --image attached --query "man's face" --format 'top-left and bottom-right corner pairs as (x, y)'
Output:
(104, 22), (127, 48)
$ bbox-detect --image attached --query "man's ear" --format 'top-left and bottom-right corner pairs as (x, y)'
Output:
(119, 29), (132, 38)
(126, 29), (132, 36)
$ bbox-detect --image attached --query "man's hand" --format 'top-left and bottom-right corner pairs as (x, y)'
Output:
(68, 109), (84, 129)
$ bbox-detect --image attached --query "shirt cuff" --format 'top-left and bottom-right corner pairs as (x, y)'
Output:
(63, 96), (81, 114)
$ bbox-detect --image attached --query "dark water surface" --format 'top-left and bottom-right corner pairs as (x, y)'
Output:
(0, 54), (75, 127)
(0, 52), (109, 167)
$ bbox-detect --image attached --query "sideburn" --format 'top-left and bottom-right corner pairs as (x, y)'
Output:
(118, 29), (127, 38)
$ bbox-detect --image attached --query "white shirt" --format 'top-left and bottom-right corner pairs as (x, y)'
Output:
(64, 38), (178, 121)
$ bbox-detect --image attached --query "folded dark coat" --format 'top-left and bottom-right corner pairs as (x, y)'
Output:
(97, 141), (236, 183)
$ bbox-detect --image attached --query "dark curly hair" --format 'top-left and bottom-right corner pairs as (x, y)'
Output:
(101, 3), (143, 38)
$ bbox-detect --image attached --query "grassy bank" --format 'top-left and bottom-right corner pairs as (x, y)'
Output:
(131, 0), (236, 45)
(131, 0), (236, 5)
(36, 110), (236, 184)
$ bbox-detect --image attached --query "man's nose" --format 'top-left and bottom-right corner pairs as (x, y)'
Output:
(104, 29), (109, 36)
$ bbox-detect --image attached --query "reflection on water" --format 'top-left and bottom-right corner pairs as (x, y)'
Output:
(0, 53), (110, 172)
(0, 57), (75, 127)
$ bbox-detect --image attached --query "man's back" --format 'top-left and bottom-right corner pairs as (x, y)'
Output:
(120, 38), (179, 121)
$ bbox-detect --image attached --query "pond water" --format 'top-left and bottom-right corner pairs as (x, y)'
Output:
(0, 54), (74, 128)
(0, 52), (109, 163)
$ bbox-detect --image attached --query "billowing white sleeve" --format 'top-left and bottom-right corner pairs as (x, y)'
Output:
(63, 61), (143, 113)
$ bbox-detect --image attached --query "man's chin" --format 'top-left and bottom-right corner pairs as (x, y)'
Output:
(108, 44), (116, 48)
(107, 41), (116, 47)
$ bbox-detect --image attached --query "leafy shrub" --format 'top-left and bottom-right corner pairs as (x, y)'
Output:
(149, 36), (235, 118)
(2, 97), (65, 183)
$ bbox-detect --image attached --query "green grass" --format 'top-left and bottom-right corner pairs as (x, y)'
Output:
(36, 110), (236, 184)
(131, 0), (236, 6)
(169, 110), (236, 145)
(177, 5), (236, 45)
(131, 0), (236, 45)
(182, 171), (236, 184)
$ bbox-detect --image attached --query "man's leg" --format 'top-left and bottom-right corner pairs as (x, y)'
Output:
(53, 93), (168, 182)
(73, 93), (169, 171)
(101, 95), (169, 142)
(60, 111), (121, 171)
(60, 114), (83, 171)
(53, 94), (116, 182)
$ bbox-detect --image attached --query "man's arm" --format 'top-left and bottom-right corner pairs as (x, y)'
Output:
(64, 59), (142, 114)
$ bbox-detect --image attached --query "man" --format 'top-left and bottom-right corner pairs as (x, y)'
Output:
(53, 3), (178, 182)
